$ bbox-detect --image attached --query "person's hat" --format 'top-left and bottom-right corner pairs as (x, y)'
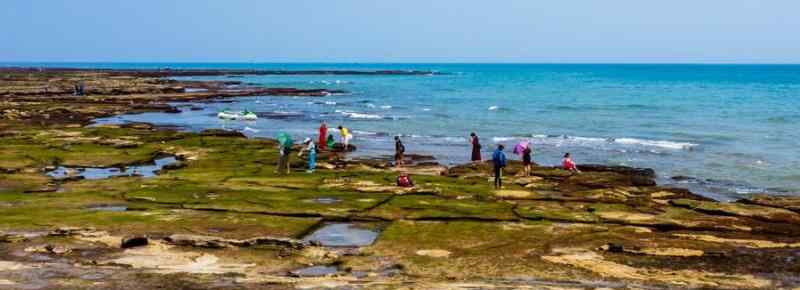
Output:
(303, 137), (311, 143)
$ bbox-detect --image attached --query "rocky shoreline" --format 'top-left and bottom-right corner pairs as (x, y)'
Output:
(0, 67), (443, 77)
(1, 69), (800, 289)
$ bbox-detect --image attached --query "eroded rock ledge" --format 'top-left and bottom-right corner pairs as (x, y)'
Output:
(1, 69), (799, 289)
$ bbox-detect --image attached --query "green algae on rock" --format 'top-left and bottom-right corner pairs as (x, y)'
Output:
(2, 69), (800, 289)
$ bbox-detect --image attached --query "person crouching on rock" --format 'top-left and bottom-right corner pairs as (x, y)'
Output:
(298, 138), (316, 173)
(492, 144), (507, 189)
(394, 136), (405, 167)
(397, 172), (414, 187)
(562, 153), (581, 173)
(327, 133), (337, 161)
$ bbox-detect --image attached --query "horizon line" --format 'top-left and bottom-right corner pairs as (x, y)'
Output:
(2, 61), (800, 66)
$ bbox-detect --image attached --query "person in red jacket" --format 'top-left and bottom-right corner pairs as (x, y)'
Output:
(562, 152), (581, 173)
(318, 121), (328, 150)
(397, 172), (414, 187)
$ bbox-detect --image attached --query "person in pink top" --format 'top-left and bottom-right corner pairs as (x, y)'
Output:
(562, 153), (581, 173)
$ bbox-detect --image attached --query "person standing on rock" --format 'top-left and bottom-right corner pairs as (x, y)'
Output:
(492, 144), (507, 189)
(318, 121), (328, 151)
(276, 139), (292, 175)
(562, 152), (580, 173)
(298, 138), (316, 173)
(522, 144), (533, 177)
(338, 125), (352, 150)
(394, 136), (406, 167)
(470, 132), (482, 162)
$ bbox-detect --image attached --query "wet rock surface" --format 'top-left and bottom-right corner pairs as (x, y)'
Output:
(46, 156), (178, 180)
(199, 129), (247, 138)
(1, 69), (800, 289)
(302, 223), (380, 247)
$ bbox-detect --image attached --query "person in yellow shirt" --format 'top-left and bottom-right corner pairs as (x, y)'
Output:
(337, 125), (352, 150)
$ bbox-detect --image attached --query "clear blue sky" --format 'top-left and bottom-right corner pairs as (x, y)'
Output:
(2, 0), (799, 63)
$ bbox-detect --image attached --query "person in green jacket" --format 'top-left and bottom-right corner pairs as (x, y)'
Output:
(327, 133), (336, 162)
(276, 141), (292, 174)
(327, 133), (335, 149)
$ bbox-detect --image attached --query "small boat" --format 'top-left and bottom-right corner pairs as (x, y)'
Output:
(241, 110), (258, 121)
(217, 109), (239, 120)
(217, 109), (258, 121)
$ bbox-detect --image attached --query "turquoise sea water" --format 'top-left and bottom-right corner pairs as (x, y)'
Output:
(6, 63), (799, 200)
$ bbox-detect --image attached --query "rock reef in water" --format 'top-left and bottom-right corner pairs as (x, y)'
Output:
(0, 67), (445, 77)
(0, 68), (348, 126)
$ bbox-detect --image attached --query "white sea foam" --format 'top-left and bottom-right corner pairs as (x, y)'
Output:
(380, 105), (393, 109)
(366, 103), (377, 108)
(613, 138), (698, 150)
(492, 137), (516, 142)
(325, 101), (337, 105)
(352, 130), (386, 136)
(431, 136), (466, 143)
(570, 136), (607, 143)
(521, 134), (697, 150)
(243, 127), (260, 133)
(338, 111), (383, 119)
(488, 106), (499, 111)
(273, 111), (302, 115)
(422, 108), (431, 111)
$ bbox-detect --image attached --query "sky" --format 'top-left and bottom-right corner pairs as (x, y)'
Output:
(2, 0), (799, 63)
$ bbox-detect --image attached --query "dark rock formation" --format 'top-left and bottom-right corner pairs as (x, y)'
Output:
(200, 129), (247, 138)
(121, 236), (148, 248)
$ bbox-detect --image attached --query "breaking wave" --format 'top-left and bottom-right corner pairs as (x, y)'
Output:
(613, 138), (698, 150)
(336, 110), (383, 120)
(489, 135), (697, 150)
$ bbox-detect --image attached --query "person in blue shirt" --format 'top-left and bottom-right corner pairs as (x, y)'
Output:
(492, 144), (507, 189)
(297, 138), (316, 173)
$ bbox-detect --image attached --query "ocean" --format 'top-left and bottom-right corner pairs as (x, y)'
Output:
(8, 63), (799, 200)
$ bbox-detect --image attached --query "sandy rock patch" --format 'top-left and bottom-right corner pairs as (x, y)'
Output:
(674, 234), (800, 249)
(416, 249), (451, 258)
(542, 248), (770, 289)
(494, 189), (532, 198)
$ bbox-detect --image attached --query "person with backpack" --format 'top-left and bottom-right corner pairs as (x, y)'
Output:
(276, 139), (293, 175)
(394, 136), (405, 167)
(492, 144), (507, 189)
(522, 144), (533, 177)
